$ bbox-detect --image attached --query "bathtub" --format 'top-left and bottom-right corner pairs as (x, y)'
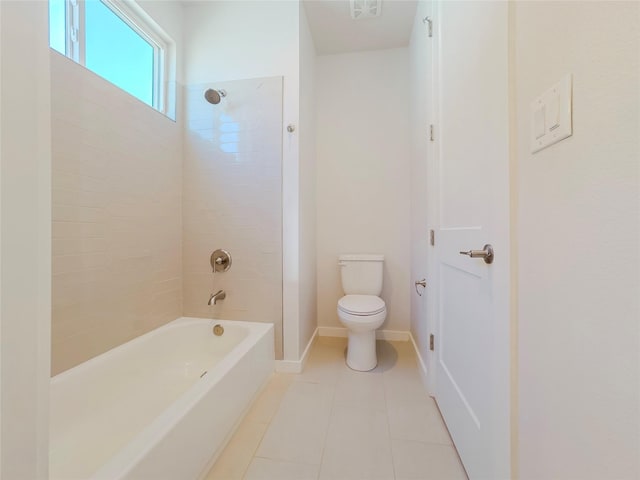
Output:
(50, 317), (274, 480)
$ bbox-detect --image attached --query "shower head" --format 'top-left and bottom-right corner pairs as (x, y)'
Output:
(204, 88), (227, 105)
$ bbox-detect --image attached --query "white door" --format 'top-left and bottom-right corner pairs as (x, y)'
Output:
(430, 2), (511, 479)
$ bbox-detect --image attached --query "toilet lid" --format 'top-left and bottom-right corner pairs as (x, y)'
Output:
(338, 295), (386, 316)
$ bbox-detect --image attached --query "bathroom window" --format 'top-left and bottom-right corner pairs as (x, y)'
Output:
(49, 0), (170, 114)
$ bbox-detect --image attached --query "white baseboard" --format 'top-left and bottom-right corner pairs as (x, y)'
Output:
(317, 326), (410, 342)
(409, 332), (430, 394)
(275, 327), (318, 374)
(317, 326), (348, 338)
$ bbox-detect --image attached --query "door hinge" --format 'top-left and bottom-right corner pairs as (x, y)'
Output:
(429, 124), (435, 141)
(423, 16), (433, 37)
(429, 229), (435, 246)
(429, 334), (435, 351)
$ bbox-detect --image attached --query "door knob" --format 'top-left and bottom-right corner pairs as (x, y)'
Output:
(459, 244), (494, 264)
(414, 279), (427, 296)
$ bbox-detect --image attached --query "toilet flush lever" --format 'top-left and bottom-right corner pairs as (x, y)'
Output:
(414, 279), (427, 296)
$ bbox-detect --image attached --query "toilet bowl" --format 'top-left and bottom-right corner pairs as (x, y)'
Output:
(336, 254), (386, 371)
(337, 295), (387, 371)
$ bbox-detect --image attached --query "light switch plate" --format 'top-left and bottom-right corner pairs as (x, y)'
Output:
(534, 104), (546, 139)
(530, 74), (572, 153)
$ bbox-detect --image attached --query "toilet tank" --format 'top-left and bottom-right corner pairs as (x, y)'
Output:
(339, 254), (384, 295)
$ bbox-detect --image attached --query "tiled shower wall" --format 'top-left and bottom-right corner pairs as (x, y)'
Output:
(51, 53), (183, 374)
(182, 77), (283, 358)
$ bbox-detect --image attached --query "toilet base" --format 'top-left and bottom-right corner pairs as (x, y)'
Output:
(346, 330), (377, 371)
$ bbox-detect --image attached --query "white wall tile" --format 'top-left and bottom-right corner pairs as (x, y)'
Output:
(182, 77), (284, 358)
(50, 54), (183, 375)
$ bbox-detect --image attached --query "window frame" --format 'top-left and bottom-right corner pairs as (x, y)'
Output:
(60, 0), (170, 114)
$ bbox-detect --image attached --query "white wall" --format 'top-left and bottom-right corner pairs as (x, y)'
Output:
(316, 48), (412, 332)
(514, 2), (640, 478)
(298, 5), (318, 356)
(0, 1), (51, 477)
(183, 1), (302, 360)
(408, 0), (431, 379)
(184, 1), (299, 88)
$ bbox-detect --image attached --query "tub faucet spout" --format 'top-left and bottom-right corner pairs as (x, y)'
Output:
(208, 289), (226, 305)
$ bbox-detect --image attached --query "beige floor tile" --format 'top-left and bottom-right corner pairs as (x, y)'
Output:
(376, 341), (417, 373)
(319, 404), (394, 480)
(294, 341), (345, 386)
(382, 359), (451, 445)
(256, 381), (334, 465)
(204, 421), (268, 480)
(243, 457), (319, 480)
(269, 372), (295, 390)
(383, 366), (430, 408)
(387, 396), (452, 445)
(244, 373), (294, 424)
(294, 360), (342, 386)
(391, 339), (417, 355)
(333, 367), (386, 411)
(391, 438), (468, 480)
(310, 339), (349, 359)
(206, 339), (465, 480)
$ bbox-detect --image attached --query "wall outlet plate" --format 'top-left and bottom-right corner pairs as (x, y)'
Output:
(530, 74), (573, 153)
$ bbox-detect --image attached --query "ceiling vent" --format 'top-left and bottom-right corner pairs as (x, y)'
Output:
(350, 0), (382, 20)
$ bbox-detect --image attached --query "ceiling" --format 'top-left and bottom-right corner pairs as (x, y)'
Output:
(303, 0), (418, 55)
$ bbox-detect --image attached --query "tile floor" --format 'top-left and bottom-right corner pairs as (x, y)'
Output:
(204, 337), (468, 480)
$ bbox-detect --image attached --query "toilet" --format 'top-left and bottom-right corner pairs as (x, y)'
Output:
(337, 254), (387, 371)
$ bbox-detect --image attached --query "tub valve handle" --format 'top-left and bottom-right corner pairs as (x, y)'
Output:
(211, 249), (232, 272)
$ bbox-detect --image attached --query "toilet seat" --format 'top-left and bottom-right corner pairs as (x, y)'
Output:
(337, 295), (385, 316)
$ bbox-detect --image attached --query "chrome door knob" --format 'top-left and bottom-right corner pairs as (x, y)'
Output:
(414, 279), (427, 296)
(459, 244), (494, 264)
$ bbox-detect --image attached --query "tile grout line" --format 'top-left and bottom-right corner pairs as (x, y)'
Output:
(240, 375), (292, 480)
(247, 362), (338, 479)
(381, 358), (398, 480)
(314, 345), (344, 480)
(238, 421), (270, 480)
(382, 352), (455, 452)
(385, 345), (467, 479)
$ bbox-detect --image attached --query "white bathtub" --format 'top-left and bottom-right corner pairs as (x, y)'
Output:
(50, 317), (274, 480)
